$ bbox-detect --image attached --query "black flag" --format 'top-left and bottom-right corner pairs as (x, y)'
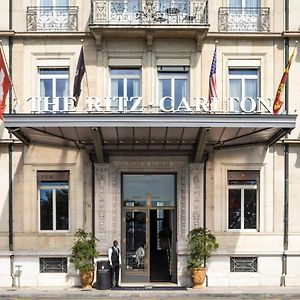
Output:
(73, 46), (86, 107)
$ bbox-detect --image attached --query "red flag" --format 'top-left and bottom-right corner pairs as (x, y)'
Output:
(273, 46), (296, 115)
(208, 45), (217, 101)
(0, 47), (11, 120)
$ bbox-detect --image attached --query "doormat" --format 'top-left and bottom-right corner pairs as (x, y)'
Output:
(112, 286), (187, 290)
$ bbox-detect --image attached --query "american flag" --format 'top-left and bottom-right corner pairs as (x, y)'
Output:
(208, 45), (217, 101)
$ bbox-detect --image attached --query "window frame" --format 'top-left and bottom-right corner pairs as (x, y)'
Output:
(226, 170), (260, 232)
(38, 173), (69, 232)
(157, 66), (189, 109)
(229, 0), (260, 8)
(228, 67), (260, 113)
(38, 67), (69, 112)
(109, 68), (141, 110)
(39, 0), (69, 7)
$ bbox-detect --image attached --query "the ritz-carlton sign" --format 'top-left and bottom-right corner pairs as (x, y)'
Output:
(28, 96), (276, 114)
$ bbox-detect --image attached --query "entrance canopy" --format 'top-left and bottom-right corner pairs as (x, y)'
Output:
(4, 113), (297, 162)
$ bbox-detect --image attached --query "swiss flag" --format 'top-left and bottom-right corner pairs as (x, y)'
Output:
(0, 48), (11, 120)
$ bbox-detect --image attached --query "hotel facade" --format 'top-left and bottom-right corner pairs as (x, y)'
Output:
(1, 0), (300, 287)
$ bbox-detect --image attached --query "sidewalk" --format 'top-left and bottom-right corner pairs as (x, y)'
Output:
(1, 286), (300, 299)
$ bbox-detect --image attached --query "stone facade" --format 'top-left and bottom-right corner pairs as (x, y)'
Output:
(0, 0), (300, 288)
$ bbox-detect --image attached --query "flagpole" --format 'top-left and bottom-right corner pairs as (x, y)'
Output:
(0, 40), (18, 110)
(81, 39), (90, 100)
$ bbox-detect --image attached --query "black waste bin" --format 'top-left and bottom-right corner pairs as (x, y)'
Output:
(96, 260), (111, 290)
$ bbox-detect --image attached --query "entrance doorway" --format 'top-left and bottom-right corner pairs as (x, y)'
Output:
(121, 174), (177, 283)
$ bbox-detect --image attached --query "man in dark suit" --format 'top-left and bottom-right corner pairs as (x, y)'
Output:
(108, 240), (121, 288)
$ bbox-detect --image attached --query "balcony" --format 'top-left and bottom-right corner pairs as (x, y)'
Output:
(27, 6), (79, 32)
(218, 7), (270, 32)
(91, 0), (208, 25)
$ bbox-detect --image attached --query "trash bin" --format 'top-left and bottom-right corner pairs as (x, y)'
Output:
(96, 260), (111, 290)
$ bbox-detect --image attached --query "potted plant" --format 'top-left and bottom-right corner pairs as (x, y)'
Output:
(187, 227), (218, 288)
(69, 229), (99, 288)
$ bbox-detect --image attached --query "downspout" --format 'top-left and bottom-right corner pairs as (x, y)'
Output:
(203, 153), (208, 286)
(8, 0), (15, 288)
(281, 0), (289, 286)
(91, 159), (95, 238)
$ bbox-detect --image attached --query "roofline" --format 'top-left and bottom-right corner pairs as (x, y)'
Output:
(4, 113), (297, 129)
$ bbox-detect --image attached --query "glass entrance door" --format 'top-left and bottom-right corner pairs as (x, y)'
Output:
(122, 174), (176, 283)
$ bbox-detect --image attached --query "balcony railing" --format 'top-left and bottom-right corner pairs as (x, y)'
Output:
(27, 6), (79, 31)
(91, 0), (208, 25)
(218, 7), (270, 32)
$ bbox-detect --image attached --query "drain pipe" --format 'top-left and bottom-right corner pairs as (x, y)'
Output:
(8, 0), (16, 288)
(91, 158), (95, 238)
(281, 0), (290, 286)
(203, 153), (208, 286)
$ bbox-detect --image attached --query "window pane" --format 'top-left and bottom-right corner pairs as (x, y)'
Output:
(39, 68), (68, 75)
(40, 189), (53, 230)
(160, 79), (171, 97)
(110, 69), (140, 76)
(229, 0), (242, 8)
(244, 189), (257, 229)
(245, 79), (258, 98)
(40, 0), (52, 6)
(228, 170), (259, 185)
(127, 79), (140, 98)
(229, 69), (257, 75)
(125, 211), (146, 270)
(56, 0), (69, 6)
(127, 0), (140, 12)
(56, 189), (69, 230)
(174, 79), (187, 108)
(228, 189), (241, 229)
(56, 79), (68, 110)
(229, 78), (242, 112)
(123, 174), (175, 207)
(245, 0), (259, 8)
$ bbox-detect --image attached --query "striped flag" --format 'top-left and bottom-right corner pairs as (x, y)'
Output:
(273, 45), (296, 115)
(0, 47), (11, 120)
(73, 46), (86, 107)
(208, 45), (217, 102)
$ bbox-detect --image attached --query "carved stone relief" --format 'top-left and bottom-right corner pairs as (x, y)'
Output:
(189, 163), (204, 229)
(94, 159), (204, 265)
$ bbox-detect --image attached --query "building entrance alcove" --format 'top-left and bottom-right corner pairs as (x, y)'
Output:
(121, 173), (177, 283)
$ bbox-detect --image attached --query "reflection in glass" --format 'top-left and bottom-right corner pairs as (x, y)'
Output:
(125, 211), (146, 270)
(39, 181), (69, 231)
(244, 189), (256, 229)
(228, 189), (241, 229)
(123, 174), (175, 207)
(40, 189), (53, 230)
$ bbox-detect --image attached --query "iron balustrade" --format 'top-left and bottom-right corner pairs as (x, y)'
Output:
(91, 0), (208, 25)
(218, 7), (270, 32)
(27, 6), (79, 31)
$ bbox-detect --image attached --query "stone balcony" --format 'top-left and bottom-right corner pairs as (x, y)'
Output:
(90, 0), (209, 47)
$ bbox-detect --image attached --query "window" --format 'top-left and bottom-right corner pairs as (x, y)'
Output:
(38, 171), (69, 231)
(109, 1), (141, 23)
(40, 257), (68, 273)
(38, 68), (69, 112)
(227, 170), (259, 230)
(229, 0), (259, 9)
(228, 0), (260, 31)
(110, 68), (141, 110)
(158, 0), (188, 14)
(40, 0), (69, 6)
(158, 66), (189, 110)
(228, 68), (259, 112)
